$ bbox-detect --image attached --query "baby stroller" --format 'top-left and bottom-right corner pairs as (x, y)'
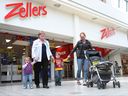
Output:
(85, 50), (120, 89)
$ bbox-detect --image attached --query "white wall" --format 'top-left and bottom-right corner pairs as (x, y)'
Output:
(111, 0), (127, 13)
(0, 0), (74, 37)
(69, 0), (128, 25)
(79, 18), (128, 48)
(1, 0), (128, 48)
(73, 15), (80, 79)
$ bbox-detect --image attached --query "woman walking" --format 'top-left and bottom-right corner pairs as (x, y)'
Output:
(32, 31), (53, 88)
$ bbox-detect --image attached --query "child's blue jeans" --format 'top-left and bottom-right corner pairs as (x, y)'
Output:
(55, 70), (62, 82)
(23, 74), (33, 88)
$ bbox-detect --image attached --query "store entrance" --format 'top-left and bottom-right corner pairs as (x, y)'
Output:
(49, 40), (74, 80)
(121, 54), (128, 75)
(0, 32), (74, 85)
(0, 33), (32, 84)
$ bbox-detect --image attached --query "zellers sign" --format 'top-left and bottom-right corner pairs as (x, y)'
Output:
(4, 2), (47, 19)
(100, 27), (115, 40)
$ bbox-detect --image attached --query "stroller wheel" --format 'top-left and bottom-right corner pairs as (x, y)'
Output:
(102, 83), (106, 89)
(97, 81), (101, 89)
(113, 82), (116, 88)
(90, 82), (93, 87)
(87, 82), (89, 88)
(117, 81), (120, 88)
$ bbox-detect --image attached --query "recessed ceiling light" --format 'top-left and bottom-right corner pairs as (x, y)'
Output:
(23, 52), (25, 55)
(56, 46), (61, 48)
(92, 17), (98, 20)
(6, 39), (11, 43)
(54, 3), (61, 7)
(7, 46), (13, 49)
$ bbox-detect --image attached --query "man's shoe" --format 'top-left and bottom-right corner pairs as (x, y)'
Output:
(43, 85), (49, 89)
(36, 85), (40, 88)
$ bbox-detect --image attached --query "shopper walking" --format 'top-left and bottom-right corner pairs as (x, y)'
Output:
(32, 31), (53, 88)
(54, 53), (64, 86)
(68, 32), (92, 86)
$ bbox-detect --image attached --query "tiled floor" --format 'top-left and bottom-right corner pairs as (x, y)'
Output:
(0, 77), (128, 96)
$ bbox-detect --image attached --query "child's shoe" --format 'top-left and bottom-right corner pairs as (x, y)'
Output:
(55, 82), (58, 86)
(29, 84), (33, 89)
(23, 86), (27, 89)
(58, 81), (61, 86)
(30, 86), (33, 89)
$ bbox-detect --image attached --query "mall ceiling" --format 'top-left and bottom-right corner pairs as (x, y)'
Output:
(0, 32), (70, 50)
(41, 0), (128, 32)
(0, 24), (73, 44)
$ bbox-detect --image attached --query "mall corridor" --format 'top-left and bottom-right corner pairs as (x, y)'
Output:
(0, 77), (128, 96)
(1, 0), (128, 96)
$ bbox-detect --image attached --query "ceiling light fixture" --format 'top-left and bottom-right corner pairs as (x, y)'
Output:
(54, 3), (61, 7)
(23, 52), (25, 55)
(7, 46), (13, 49)
(92, 17), (98, 20)
(56, 46), (61, 48)
(6, 39), (11, 43)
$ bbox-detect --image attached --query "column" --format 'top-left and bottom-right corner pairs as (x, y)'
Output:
(73, 15), (80, 79)
(51, 60), (55, 81)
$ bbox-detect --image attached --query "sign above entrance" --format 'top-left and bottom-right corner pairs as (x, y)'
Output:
(100, 27), (115, 40)
(4, 2), (47, 19)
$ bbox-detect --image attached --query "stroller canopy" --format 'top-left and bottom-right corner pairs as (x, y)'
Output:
(86, 50), (101, 58)
(85, 50), (103, 66)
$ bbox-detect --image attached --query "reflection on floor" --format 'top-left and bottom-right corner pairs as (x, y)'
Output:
(0, 77), (128, 96)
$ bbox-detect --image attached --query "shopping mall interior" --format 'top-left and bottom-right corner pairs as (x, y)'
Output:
(0, 31), (127, 85)
(0, 32), (74, 84)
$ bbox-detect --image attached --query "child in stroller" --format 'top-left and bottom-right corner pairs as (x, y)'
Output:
(85, 50), (120, 89)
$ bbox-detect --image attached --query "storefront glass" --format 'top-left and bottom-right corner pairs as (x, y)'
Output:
(121, 54), (128, 75)
(0, 32), (33, 83)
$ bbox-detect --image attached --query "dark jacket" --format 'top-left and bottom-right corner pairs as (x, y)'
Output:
(70, 40), (92, 59)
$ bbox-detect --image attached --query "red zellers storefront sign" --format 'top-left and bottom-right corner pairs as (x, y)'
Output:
(100, 27), (115, 40)
(4, 2), (47, 19)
